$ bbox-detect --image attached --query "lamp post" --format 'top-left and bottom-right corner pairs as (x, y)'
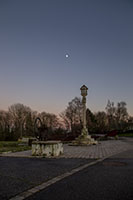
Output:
(80, 85), (88, 136)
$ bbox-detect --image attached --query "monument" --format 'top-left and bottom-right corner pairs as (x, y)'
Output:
(32, 117), (63, 157)
(72, 85), (97, 145)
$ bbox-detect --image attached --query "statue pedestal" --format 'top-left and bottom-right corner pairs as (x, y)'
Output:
(72, 128), (98, 146)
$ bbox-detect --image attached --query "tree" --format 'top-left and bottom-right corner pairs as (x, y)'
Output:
(126, 117), (133, 131)
(39, 112), (60, 130)
(94, 111), (108, 133)
(60, 97), (82, 134)
(105, 100), (116, 130)
(86, 108), (97, 133)
(105, 100), (129, 132)
(60, 111), (71, 130)
(115, 101), (129, 131)
(24, 111), (38, 137)
(0, 110), (9, 140)
(8, 103), (32, 139)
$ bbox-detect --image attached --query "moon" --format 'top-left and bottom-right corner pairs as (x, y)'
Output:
(65, 54), (69, 58)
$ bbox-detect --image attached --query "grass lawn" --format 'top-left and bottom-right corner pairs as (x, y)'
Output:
(118, 132), (133, 137)
(0, 141), (31, 153)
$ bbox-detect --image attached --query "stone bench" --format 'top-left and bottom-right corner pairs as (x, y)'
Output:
(32, 141), (63, 157)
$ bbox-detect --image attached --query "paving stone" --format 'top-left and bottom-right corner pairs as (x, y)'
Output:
(1, 139), (132, 160)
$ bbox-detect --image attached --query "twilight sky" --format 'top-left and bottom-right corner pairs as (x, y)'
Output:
(0, 0), (133, 115)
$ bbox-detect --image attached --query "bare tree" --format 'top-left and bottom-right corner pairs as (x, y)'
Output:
(60, 111), (71, 131)
(39, 112), (60, 130)
(115, 101), (129, 131)
(94, 111), (108, 133)
(0, 111), (8, 139)
(86, 108), (96, 133)
(8, 103), (32, 138)
(105, 100), (129, 131)
(60, 97), (82, 134)
(105, 100), (117, 130)
(24, 110), (38, 137)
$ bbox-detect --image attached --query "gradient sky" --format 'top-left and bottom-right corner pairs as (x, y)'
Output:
(0, 0), (133, 116)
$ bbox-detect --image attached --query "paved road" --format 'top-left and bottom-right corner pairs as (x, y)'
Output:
(26, 148), (133, 200)
(0, 138), (132, 200)
(0, 157), (93, 200)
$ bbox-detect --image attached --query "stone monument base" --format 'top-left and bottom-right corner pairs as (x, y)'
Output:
(32, 141), (63, 157)
(72, 134), (98, 146)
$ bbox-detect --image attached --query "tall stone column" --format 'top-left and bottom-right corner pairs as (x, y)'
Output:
(72, 85), (97, 145)
(80, 85), (88, 136)
(81, 96), (88, 136)
(82, 96), (86, 128)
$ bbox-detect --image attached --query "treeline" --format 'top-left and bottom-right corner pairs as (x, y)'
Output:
(0, 104), (61, 141)
(0, 97), (133, 141)
(60, 98), (133, 136)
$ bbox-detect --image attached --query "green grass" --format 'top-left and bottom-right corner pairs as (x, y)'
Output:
(118, 133), (133, 137)
(0, 141), (31, 153)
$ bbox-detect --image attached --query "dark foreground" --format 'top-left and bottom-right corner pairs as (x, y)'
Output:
(0, 157), (93, 200)
(26, 149), (133, 200)
(0, 138), (133, 200)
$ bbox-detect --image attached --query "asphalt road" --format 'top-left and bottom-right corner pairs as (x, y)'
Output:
(0, 157), (93, 200)
(27, 149), (133, 200)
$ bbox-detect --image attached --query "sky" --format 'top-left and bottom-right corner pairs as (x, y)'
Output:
(0, 0), (133, 116)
